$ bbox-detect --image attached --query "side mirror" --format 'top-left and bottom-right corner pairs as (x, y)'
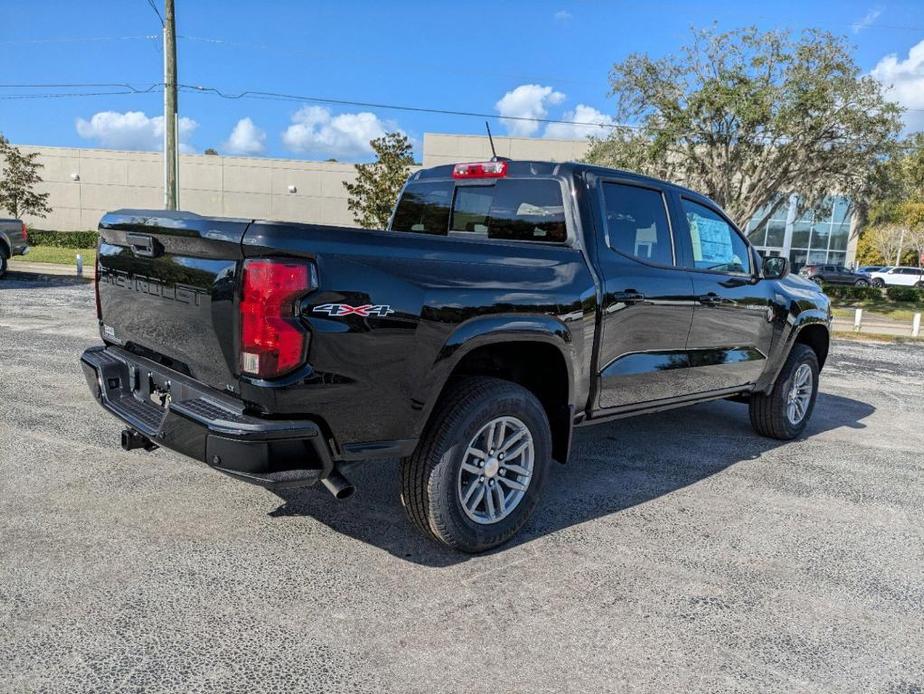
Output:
(762, 256), (789, 280)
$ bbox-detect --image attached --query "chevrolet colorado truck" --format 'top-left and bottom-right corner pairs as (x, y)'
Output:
(81, 159), (831, 552)
(0, 218), (29, 277)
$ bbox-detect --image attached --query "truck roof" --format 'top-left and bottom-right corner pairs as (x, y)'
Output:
(414, 159), (716, 207)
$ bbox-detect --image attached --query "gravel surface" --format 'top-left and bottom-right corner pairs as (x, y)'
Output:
(1, 276), (922, 693)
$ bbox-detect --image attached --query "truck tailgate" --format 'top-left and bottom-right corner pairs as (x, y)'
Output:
(96, 210), (250, 394)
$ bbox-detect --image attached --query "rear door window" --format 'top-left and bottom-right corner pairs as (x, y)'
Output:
(602, 182), (674, 265)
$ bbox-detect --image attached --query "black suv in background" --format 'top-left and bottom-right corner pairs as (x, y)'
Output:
(799, 264), (872, 286)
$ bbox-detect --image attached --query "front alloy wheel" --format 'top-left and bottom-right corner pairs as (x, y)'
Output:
(749, 343), (820, 440)
(785, 364), (813, 426)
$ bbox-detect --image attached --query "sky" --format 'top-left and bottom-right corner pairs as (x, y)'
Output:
(1, 0), (923, 162)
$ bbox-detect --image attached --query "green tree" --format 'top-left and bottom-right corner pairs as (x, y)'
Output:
(343, 132), (414, 229)
(0, 134), (52, 218)
(861, 134), (924, 265)
(203, 147), (219, 155)
(585, 27), (903, 229)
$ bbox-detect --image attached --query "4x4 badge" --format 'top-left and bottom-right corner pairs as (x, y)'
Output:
(313, 303), (395, 318)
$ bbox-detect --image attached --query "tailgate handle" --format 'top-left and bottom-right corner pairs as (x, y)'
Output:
(126, 233), (158, 258)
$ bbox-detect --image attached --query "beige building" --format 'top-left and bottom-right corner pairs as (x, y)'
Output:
(13, 134), (859, 270)
(17, 133), (589, 232)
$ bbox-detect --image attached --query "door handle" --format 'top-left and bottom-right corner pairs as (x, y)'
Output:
(612, 290), (646, 304)
(698, 292), (725, 306)
(126, 232), (157, 258)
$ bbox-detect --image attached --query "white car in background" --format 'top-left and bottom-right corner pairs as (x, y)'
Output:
(870, 266), (924, 288)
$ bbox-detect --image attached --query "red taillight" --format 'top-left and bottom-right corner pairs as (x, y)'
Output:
(240, 259), (315, 379)
(21, 222), (28, 243)
(452, 160), (508, 179)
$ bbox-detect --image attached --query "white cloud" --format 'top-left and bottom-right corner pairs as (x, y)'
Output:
(222, 117), (266, 155)
(871, 39), (924, 132)
(495, 84), (566, 137)
(544, 104), (615, 140)
(75, 111), (198, 153)
(851, 7), (882, 33)
(281, 106), (398, 159)
(554, 10), (572, 22)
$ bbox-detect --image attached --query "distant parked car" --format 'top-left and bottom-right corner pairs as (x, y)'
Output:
(799, 264), (871, 287)
(869, 266), (924, 288)
(0, 219), (29, 278)
(858, 265), (889, 274)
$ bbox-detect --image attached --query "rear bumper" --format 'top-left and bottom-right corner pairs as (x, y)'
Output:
(80, 345), (335, 489)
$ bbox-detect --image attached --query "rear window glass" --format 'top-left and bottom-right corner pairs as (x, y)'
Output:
(391, 178), (566, 242)
(390, 181), (453, 235)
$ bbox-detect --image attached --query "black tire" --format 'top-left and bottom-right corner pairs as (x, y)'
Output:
(916, 281), (924, 289)
(0, 249), (7, 279)
(873, 278), (885, 288)
(854, 279), (869, 287)
(749, 343), (820, 440)
(811, 276), (824, 286)
(400, 377), (551, 553)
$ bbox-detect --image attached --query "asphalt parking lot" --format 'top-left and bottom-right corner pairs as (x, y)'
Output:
(1, 275), (922, 693)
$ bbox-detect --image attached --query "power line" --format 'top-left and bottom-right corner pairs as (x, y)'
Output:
(144, 0), (164, 27)
(179, 84), (638, 131)
(0, 90), (143, 100)
(0, 80), (629, 130)
(0, 82), (162, 92)
(0, 35), (158, 45)
(2, 81), (921, 139)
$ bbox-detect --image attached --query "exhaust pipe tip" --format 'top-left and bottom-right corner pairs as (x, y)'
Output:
(321, 470), (355, 500)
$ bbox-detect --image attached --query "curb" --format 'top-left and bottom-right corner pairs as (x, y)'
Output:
(7, 261), (96, 280)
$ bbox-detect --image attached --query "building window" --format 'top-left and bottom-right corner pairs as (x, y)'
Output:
(750, 194), (853, 272)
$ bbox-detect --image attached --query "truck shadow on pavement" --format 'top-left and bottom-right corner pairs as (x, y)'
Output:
(269, 392), (874, 567)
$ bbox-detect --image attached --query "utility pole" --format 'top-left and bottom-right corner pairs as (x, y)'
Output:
(163, 0), (178, 210)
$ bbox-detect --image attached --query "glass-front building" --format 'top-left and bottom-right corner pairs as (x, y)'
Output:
(745, 195), (854, 271)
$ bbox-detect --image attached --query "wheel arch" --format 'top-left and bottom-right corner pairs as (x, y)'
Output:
(794, 323), (830, 370)
(416, 315), (576, 464)
(756, 314), (830, 394)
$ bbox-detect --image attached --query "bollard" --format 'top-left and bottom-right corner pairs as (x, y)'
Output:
(854, 308), (863, 333)
(76, 254), (83, 277)
(913, 313), (921, 338)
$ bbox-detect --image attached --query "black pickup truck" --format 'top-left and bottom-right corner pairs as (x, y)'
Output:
(81, 159), (831, 552)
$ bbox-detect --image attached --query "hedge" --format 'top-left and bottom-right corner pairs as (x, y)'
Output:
(821, 285), (884, 301)
(26, 230), (99, 249)
(885, 286), (923, 302)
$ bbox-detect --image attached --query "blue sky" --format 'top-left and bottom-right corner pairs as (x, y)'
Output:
(1, 0), (923, 161)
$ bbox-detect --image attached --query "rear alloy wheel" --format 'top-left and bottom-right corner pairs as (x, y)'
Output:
(854, 279), (869, 287)
(811, 276), (824, 286)
(457, 416), (535, 526)
(749, 343), (820, 440)
(400, 377), (551, 553)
